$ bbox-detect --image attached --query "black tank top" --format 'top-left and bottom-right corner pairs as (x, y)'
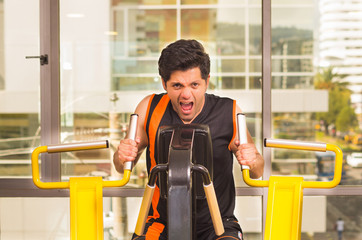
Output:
(144, 93), (238, 228)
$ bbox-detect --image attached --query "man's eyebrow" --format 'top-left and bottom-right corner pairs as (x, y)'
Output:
(169, 81), (183, 86)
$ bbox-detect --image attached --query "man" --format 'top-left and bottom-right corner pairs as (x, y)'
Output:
(113, 39), (264, 240)
(335, 218), (344, 240)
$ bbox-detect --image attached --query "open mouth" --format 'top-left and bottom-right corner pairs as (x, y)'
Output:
(180, 102), (193, 113)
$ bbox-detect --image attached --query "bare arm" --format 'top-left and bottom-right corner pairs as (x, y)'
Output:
(230, 105), (264, 179)
(113, 95), (151, 173)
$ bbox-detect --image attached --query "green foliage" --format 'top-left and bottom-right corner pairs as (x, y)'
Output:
(336, 106), (358, 132)
(313, 67), (358, 133)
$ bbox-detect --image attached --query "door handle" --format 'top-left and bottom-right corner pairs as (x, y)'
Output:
(25, 54), (48, 65)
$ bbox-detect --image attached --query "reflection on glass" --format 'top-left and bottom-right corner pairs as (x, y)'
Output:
(112, 59), (158, 75)
(272, 112), (319, 179)
(249, 76), (262, 89)
(112, 77), (162, 91)
(113, 0), (176, 5)
(181, 8), (246, 56)
(113, 10), (125, 56)
(181, 0), (218, 4)
(0, 1), (3, 91)
(268, 1), (362, 185)
(272, 76), (314, 89)
(181, 9), (216, 42)
(272, 59), (313, 73)
(302, 196), (362, 240)
(248, 6), (262, 56)
(273, 0), (314, 4)
(221, 76), (245, 89)
(220, 59), (246, 72)
(271, 0), (362, 185)
(271, 113), (361, 185)
(127, 9), (177, 57)
(249, 58), (262, 72)
(0, 0), (40, 178)
(235, 196), (262, 240)
(0, 114), (40, 177)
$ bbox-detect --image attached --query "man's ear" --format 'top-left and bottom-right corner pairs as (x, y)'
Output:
(162, 78), (167, 90)
(206, 75), (210, 88)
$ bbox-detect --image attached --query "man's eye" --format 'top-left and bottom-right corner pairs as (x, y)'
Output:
(173, 83), (181, 88)
(192, 83), (199, 87)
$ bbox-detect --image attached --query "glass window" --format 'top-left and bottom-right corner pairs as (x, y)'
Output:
(301, 196), (362, 239)
(60, 1), (125, 179)
(1, 1), (361, 240)
(111, 7), (177, 91)
(271, 76), (314, 89)
(113, 0), (176, 5)
(273, 0), (314, 4)
(0, 198), (70, 238)
(127, 9), (177, 57)
(221, 76), (245, 89)
(112, 59), (159, 75)
(181, 8), (246, 56)
(0, 0), (40, 178)
(271, 0), (362, 186)
(235, 196), (262, 239)
(272, 59), (314, 73)
(220, 59), (246, 72)
(181, 0), (218, 4)
(0, 197), (117, 239)
(249, 7), (262, 55)
(250, 76), (262, 89)
(112, 10), (125, 56)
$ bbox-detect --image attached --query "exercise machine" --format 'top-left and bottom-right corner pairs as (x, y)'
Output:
(31, 114), (138, 240)
(31, 112), (343, 240)
(237, 113), (343, 240)
(134, 124), (224, 239)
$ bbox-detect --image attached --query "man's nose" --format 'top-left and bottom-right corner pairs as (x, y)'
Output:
(180, 87), (192, 98)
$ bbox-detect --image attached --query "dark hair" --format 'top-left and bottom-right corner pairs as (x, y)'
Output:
(158, 39), (210, 83)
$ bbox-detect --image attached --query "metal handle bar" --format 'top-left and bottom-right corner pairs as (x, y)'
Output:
(47, 140), (109, 153)
(237, 113), (250, 170)
(31, 140), (132, 189)
(264, 138), (327, 152)
(241, 138), (343, 189)
(123, 114), (138, 171)
(237, 113), (269, 187)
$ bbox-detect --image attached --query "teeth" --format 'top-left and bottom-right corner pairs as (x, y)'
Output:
(181, 102), (192, 111)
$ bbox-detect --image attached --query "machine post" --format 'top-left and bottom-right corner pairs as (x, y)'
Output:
(167, 127), (193, 239)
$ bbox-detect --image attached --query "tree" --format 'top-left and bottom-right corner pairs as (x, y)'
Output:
(313, 67), (358, 134)
(336, 106), (358, 132)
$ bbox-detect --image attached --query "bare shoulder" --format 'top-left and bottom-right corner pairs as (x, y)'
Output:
(235, 103), (243, 115)
(134, 94), (154, 149)
(135, 94), (153, 116)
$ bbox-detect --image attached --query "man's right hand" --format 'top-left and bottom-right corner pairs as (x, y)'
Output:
(114, 137), (141, 172)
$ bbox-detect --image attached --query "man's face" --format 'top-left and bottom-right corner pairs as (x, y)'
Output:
(162, 67), (209, 124)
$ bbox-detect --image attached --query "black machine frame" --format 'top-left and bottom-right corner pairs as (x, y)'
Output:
(138, 124), (220, 239)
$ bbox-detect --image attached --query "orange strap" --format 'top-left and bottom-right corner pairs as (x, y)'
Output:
(145, 222), (165, 239)
(146, 94), (170, 220)
(147, 94), (170, 170)
(228, 100), (237, 150)
(144, 94), (155, 132)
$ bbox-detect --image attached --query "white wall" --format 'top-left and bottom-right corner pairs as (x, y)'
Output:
(0, 198), (70, 240)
